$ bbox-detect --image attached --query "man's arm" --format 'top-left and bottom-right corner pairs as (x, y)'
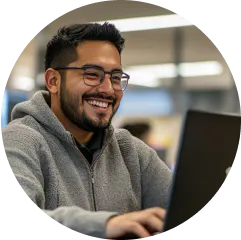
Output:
(134, 137), (173, 209)
(2, 127), (117, 238)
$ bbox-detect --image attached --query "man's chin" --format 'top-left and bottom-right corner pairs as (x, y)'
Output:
(80, 124), (110, 132)
(89, 121), (111, 130)
(77, 118), (111, 132)
(78, 110), (115, 131)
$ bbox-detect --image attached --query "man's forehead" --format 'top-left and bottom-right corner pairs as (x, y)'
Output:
(74, 41), (121, 68)
(74, 51), (121, 69)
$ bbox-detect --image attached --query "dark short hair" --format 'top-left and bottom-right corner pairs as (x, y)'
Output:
(44, 22), (125, 70)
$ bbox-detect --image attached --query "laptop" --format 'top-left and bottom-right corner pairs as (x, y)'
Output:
(113, 109), (241, 240)
(163, 109), (241, 231)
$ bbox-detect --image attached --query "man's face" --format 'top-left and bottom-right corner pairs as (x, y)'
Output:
(59, 41), (123, 132)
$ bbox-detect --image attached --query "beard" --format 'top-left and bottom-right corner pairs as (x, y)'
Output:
(59, 79), (119, 132)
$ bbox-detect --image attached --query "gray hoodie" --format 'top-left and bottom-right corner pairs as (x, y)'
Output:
(2, 91), (172, 238)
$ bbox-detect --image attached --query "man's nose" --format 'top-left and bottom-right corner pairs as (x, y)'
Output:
(97, 73), (115, 95)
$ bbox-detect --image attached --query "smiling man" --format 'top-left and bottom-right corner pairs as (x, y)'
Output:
(2, 23), (172, 239)
(48, 40), (124, 143)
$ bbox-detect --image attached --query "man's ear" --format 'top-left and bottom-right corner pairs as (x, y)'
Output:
(45, 68), (60, 94)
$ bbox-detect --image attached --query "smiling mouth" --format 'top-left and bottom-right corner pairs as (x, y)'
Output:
(85, 99), (113, 111)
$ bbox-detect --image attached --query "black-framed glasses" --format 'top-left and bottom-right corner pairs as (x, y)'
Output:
(54, 65), (130, 91)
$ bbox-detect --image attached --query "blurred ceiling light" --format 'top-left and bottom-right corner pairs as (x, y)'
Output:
(127, 72), (159, 87)
(11, 76), (35, 91)
(125, 64), (176, 78)
(96, 14), (193, 32)
(125, 61), (223, 87)
(179, 61), (223, 77)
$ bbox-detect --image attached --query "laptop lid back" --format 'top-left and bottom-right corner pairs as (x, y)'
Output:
(163, 109), (241, 231)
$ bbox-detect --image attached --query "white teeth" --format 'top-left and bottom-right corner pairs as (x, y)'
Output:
(87, 100), (108, 108)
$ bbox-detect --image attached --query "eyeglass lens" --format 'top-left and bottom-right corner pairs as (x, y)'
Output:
(84, 67), (128, 90)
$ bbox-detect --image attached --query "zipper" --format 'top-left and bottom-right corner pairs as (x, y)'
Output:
(91, 171), (97, 211)
(69, 129), (114, 212)
(71, 135), (97, 211)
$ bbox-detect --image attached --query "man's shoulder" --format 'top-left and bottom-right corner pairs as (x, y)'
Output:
(2, 115), (45, 143)
(113, 128), (135, 143)
(110, 127), (163, 172)
(112, 127), (149, 152)
(114, 127), (132, 137)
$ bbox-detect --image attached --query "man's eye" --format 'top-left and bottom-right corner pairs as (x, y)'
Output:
(112, 76), (121, 81)
(85, 72), (99, 78)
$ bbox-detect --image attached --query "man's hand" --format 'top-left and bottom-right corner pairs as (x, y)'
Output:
(105, 207), (166, 239)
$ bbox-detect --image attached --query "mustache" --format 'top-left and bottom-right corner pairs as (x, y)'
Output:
(83, 93), (116, 104)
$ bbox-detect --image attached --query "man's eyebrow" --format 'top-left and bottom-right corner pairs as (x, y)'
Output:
(111, 68), (123, 72)
(82, 64), (123, 72)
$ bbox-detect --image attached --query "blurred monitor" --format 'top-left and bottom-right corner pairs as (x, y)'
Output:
(117, 90), (173, 116)
(7, 91), (29, 122)
(1, 90), (9, 128)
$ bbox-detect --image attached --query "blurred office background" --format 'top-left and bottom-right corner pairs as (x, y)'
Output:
(2, 1), (240, 169)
